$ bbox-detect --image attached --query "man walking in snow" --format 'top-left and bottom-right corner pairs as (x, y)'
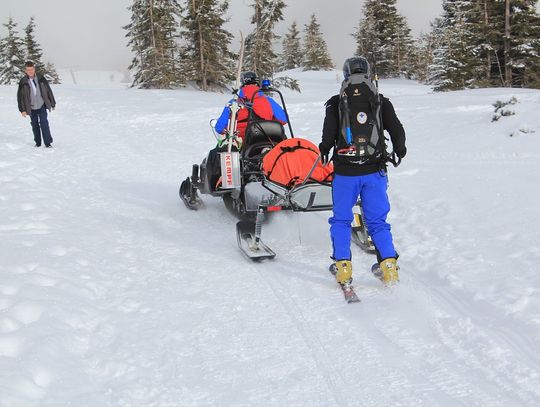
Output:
(319, 56), (407, 287)
(17, 61), (56, 148)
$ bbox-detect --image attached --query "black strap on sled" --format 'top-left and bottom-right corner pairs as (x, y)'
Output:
(266, 141), (318, 177)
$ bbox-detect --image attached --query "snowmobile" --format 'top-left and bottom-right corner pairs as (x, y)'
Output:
(179, 81), (375, 261)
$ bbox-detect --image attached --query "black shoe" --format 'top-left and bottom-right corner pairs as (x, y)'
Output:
(35, 143), (41, 147)
(45, 144), (52, 148)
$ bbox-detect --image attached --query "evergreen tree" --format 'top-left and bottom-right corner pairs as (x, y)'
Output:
(409, 31), (436, 83)
(426, 0), (540, 90)
(44, 61), (61, 84)
(180, 0), (234, 91)
(478, 0), (540, 88)
(24, 17), (44, 71)
(393, 14), (415, 77)
(124, 0), (183, 89)
(243, 0), (286, 78)
(280, 21), (302, 70)
(505, 0), (540, 87)
(427, 0), (485, 91)
(23, 17), (60, 81)
(353, 6), (382, 70)
(0, 17), (26, 85)
(427, 17), (452, 89)
(302, 14), (333, 71)
(353, 0), (413, 77)
(243, 0), (299, 90)
(473, 0), (503, 87)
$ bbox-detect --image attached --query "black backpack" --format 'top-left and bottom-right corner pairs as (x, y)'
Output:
(337, 73), (385, 165)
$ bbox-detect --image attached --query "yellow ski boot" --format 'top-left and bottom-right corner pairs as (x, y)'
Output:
(380, 258), (399, 285)
(334, 260), (353, 284)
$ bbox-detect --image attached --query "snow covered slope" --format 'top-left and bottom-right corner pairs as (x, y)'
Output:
(0, 71), (539, 406)
(56, 69), (130, 86)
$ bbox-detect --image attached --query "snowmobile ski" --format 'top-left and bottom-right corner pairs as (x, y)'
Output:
(329, 264), (360, 303)
(351, 227), (376, 253)
(236, 220), (276, 261)
(179, 177), (203, 210)
(351, 211), (376, 253)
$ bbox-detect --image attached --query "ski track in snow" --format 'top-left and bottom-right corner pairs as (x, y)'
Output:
(0, 71), (539, 406)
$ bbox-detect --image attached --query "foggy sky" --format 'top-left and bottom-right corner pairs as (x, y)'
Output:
(1, 0), (444, 71)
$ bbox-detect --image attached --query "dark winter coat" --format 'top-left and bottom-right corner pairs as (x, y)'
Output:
(320, 94), (406, 176)
(17, 74), (56, 114)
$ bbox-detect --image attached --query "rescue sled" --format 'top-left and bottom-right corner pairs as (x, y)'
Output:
(179, 83), (374, 260)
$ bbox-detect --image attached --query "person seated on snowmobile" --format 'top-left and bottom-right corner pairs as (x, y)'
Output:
(214, 71), (288, 143)
(205, 72), (287, 191)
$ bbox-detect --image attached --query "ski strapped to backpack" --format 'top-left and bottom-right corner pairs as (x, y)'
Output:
(220, 31), (246, 153)
(337, 73), (401, 168)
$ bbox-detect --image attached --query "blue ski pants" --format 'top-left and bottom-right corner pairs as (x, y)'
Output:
(329, 172), (396, 261)
(30, 104), (53, 146)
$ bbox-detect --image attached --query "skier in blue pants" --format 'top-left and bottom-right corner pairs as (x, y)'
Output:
(330, 172), (395, 261)
(319, 57), (407, 286)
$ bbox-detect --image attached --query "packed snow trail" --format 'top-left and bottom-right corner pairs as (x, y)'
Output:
(0, 71), (539, 406)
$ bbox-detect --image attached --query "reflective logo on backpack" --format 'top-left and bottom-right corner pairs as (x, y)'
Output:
(357, 112), (368, 124)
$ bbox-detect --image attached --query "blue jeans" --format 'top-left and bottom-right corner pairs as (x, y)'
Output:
(329, 172), (396, 261)
(30, 104), (53, 146)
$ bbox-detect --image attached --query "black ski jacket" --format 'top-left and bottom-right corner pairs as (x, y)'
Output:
(17, 74), (56, 114)
(320, 94), (406, 176)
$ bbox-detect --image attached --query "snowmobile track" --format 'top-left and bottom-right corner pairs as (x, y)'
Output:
(249, 261), (347, 407)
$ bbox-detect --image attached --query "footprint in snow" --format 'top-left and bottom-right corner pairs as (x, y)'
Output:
(11, 376), (46, 400)
(0, 161), (16, 169)
(0, 334), (23, 357)
(497, 232), (517, 242)
(0, 317), (21, 334)
(31, 367), (54, 388)
(4, 143), (23, 151)
(0, 285), (18, 296)
(393, 168), (420, 177)
(22, 222), (51, 234)
(50, 246), (68, 257)
(11, 302), (44, 324)
(0, 297), (13, 311)
(29, 274), (56, 287)
(21, 202), (37, 211)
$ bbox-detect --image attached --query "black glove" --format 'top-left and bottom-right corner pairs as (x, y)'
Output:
(396, 146), (407, 159)
(319, 143), (330, 165)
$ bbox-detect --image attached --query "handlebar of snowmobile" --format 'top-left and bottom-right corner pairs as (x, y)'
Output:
(209, 119), (220, 142)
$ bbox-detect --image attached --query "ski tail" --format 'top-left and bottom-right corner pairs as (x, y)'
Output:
(329, 264), (360, 303)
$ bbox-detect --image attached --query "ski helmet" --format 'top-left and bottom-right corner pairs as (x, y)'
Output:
(342, 56), (370, 80)
(241, 71), (259, 86)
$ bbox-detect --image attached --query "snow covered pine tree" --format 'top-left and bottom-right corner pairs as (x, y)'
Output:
(302, 14), (333, 71)
(0, 18), (26, 85)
